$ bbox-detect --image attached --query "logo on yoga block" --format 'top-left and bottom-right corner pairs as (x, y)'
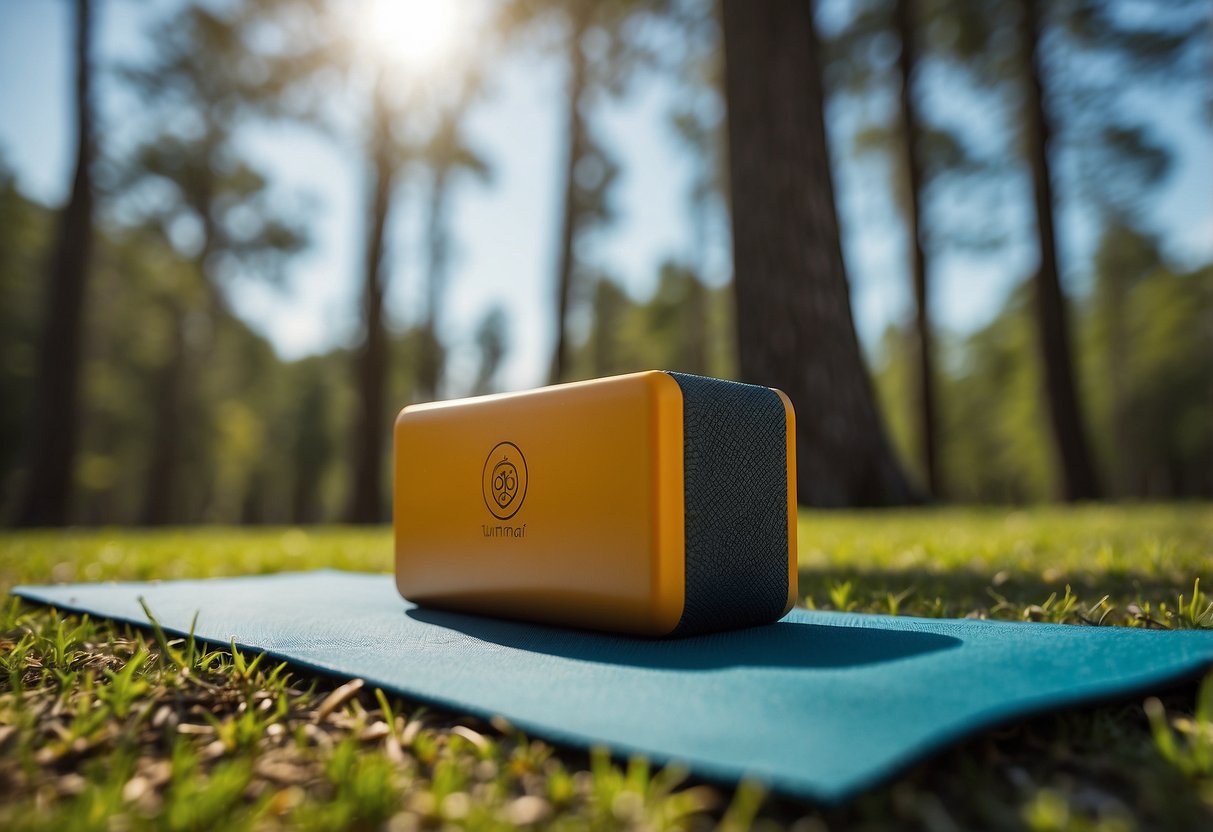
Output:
(483, 441), (528, 520)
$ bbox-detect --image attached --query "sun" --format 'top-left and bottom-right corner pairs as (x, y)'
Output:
(358, 0), (464, 73)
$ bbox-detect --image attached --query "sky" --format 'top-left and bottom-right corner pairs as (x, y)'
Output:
(1, 0), (1209, 395)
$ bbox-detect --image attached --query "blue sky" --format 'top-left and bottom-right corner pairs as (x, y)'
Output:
(1, 0), (1209, 394)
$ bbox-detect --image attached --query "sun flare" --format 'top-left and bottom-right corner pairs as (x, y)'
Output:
(358, 0), (464, 72)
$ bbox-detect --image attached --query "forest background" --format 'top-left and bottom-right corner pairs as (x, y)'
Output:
(1, 0), (1209, 527)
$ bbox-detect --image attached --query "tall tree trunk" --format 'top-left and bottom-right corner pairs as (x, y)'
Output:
(346, 92), (395, 524)
(290, 474), (317, 525)
(417, 166), (449, 401)
(138, 138), (223, 525)
(589, 279), (621, 376)
(721, 0), (915, 507)
(683, 274), (708, 376)
(1101, 261), (1132, 497)
(140, 301), (186, 525)
(14, 0), (95, 527)
(549, 5), (591, 385)
(894, 0), (940, 498)
(290, 394), (327, 524)
(1018, 0), (1100, 501)
(139, 173), (218, 525)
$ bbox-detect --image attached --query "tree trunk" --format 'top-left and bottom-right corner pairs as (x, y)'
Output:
(590, 279), (621, 376)
(683, 274), (708, 376)
(720, 0), (916, 507)
(548, 5), (591, 385)
(1102, 258), (1132, 497)
(290, 370), (331, 524)
(894, 0), (940, 498)
(1018, 0), (1100, 501)
(345, 91), (395, 524)
(417, 166), (449, 401)
(140, 302), (187, 525)
(139, 169), (220, 525)
(14, 0), (94, 527)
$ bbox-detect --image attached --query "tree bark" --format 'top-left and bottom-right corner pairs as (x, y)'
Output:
(590, 279), (619, 377)
(548, 4), (591, 385)
(139, 163), (219, 525)
(14, 0), (95, 527)
(417, 166), (449, 401)
(683, 274), (709, 376)
(1100, 250), (1132, 497)
(1018, 0), (1100, 501)
(139, 302), (187, 525)
(290, 375), (330, 524)
(721, 0), (915, 507)
(894, 0), (940, 498)
(345, 90), (395, 524)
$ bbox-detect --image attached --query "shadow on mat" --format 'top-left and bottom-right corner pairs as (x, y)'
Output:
(406, 608), (960, 669)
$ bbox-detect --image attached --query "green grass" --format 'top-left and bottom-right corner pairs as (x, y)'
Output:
(1, 505), (1211, 830)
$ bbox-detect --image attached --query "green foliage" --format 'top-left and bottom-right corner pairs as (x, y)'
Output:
(4, 0), (1208, 522)
(0, 184), (443, 524)
(0, 171), (53, 485)
(1085, 245), (1213, 498)
(874, 227), (1213, 502)
(875, 286), (1054, 502)
(569, 264), (737, 382)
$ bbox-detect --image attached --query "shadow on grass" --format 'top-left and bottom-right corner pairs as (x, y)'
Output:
(406, 607), (960, 670)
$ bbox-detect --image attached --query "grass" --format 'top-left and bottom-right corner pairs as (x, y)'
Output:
(0, 505), (1210, 830)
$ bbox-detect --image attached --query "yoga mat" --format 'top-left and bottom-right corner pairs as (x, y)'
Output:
(13, 570), (1213, 804)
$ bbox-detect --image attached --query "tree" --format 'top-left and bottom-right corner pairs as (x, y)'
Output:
(1047, 0), (1204, 497)
(571, 265), (735, 381)
(1087, 225), (1213, 499)
(913, 0), (1204, 500)
(503, 1), (676, 384)
(548, 0), (591, 384)
(822, 0), (997, 497)
(666, 0), (728, 383)
(288, 358), (337, 524)
(324, 2), (498, 521)
(0, 168), (55, 515)
(720, 0), (915, 506)
(342, 41), (493, 520)
(119, 0), (309, 524)
(500, 0), (672, 384)
(546, 1), (621, 384)
(415, 83), (492, 402)
(14, 0), (96, 527)
(1091, 221), (1160, 497)
(1112, 263), (1213, 498)
(586, 276), (629, 378)
(345, 77), (399, 524)
(892, 0), (939, 497)
(1016, 0), (1100, 501)
(471, 306), (510, 396)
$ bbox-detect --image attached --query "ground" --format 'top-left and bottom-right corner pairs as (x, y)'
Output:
(1, 505), (1211, 831)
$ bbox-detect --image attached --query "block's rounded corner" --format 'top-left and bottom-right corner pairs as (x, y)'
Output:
(393, 566), (411, 602)
(782, 578), (799, 617)
(647, 593), (685, 638)
(646, 369), (686, 640)
(644, 369), (685, 404)
(771, 387), (799, 618)
(395, 403), (422, 431)
(771, 387), (796, 432)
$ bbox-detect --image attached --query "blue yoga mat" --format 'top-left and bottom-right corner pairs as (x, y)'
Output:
(13, 570), (1213, 804)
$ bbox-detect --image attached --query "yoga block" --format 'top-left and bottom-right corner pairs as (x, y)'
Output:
(394, 371), (796, 636)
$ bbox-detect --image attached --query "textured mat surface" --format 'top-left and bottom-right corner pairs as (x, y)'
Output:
(13, 570), (1213, 804)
